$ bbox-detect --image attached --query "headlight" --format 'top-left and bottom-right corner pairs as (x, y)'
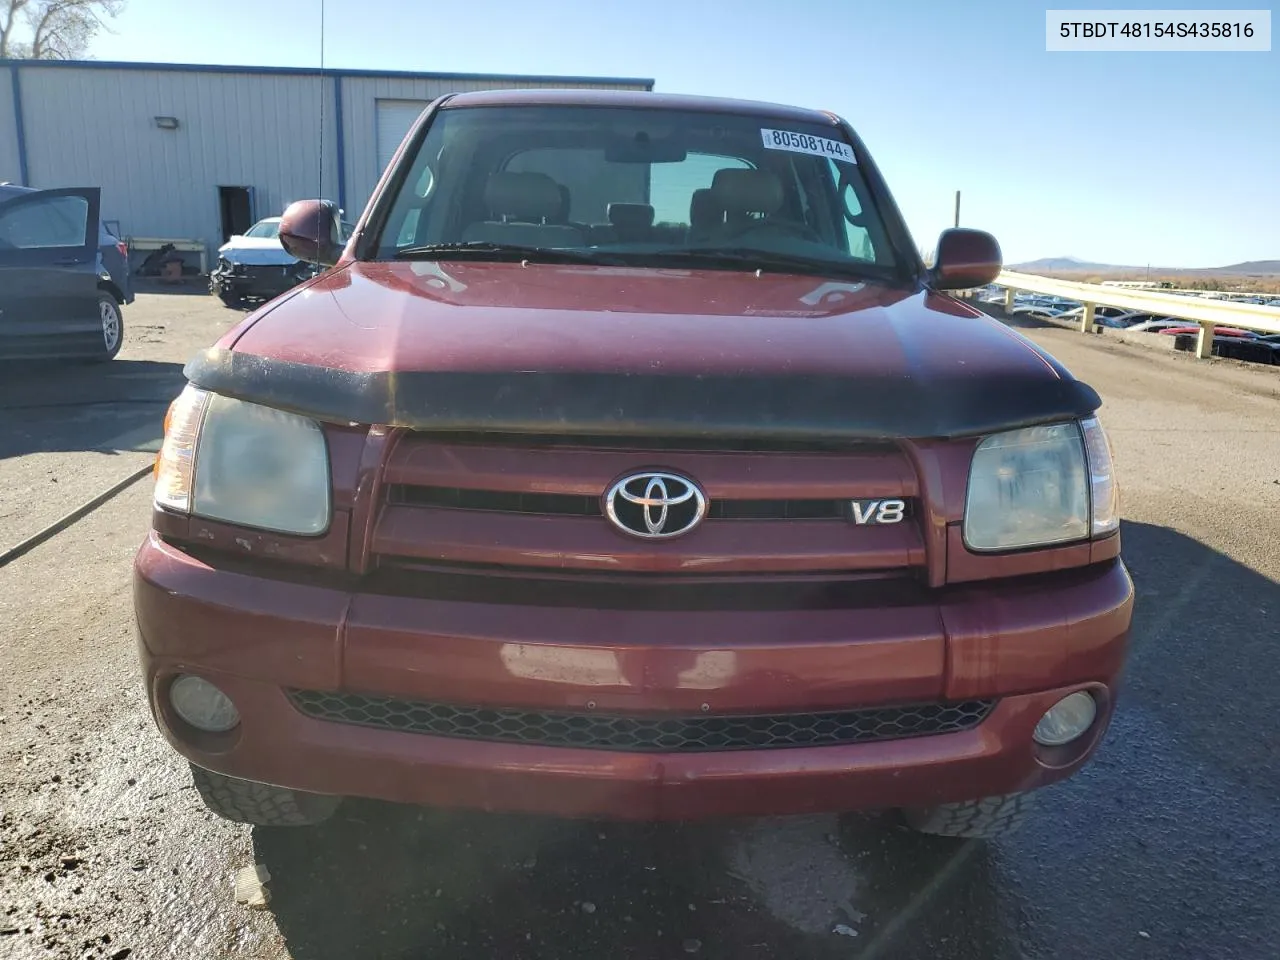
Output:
(154, 385), (331, 535)
(964, 421), (1091, 551)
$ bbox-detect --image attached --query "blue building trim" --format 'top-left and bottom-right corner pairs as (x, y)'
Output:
(0, 57), (655, 90)
(333, 75), (347, 214)
(9, 63), (29, 185)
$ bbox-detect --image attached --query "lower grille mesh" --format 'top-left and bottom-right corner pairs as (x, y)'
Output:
(286, 690), (994, 752)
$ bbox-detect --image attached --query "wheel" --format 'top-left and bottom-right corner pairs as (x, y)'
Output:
(91, 292), (123, 361)
(189, 763), (342, 827)
(217, 291), (244, 308)
(899, 791), (1034, 839)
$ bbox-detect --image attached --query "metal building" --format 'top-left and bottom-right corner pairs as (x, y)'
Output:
(0, 59), (652, 263)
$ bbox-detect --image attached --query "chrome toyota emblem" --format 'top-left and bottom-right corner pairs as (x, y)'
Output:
(605, 472), (707, 540)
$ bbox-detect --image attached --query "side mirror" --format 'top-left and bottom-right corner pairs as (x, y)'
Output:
(929, 228), (1002, 291)
(279, 199), (342, 266)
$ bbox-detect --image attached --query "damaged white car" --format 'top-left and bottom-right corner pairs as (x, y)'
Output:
(209, 213), (350, 307)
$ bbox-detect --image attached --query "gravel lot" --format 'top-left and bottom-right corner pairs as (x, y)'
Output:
(1, 291), (1278, 960)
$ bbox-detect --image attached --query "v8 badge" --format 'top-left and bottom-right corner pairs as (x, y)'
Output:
(848, 499), (907, 525)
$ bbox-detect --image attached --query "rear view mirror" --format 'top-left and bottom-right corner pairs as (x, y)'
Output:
(604, 133), (687, 164)
(279, 199), (343, 266)
(929, 228), (1002, 290)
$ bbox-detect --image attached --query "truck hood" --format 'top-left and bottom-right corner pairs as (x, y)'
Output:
(186, 260), (1099, 440)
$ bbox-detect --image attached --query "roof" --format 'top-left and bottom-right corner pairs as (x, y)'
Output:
(443, 88), (840, 125)
(0, 58), (654, 89)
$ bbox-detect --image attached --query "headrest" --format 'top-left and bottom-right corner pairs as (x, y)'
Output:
(689, 188), (722, 227)
(484, 172), (564, 222)
(710, 168), (783, 216)
(607, 202), (655, 230)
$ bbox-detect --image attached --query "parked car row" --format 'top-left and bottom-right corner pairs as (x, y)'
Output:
(978, 286), (1280, 367)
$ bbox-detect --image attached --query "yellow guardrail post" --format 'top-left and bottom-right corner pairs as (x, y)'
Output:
(1004, 287), (1016, 314)
(1081, 303), (1095, 334)
(1196, 323), (1216, 359)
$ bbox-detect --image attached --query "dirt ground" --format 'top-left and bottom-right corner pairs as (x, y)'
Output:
(1, 291), (1278, 960)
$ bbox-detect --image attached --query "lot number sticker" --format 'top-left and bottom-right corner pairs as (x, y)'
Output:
(761, 128), (855, 163)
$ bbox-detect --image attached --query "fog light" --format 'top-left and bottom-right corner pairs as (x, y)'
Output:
(1033, 691), (1097, 746)
(169, 675), (240, 733)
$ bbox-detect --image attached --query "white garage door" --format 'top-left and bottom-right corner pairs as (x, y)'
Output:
(375, 100), (431, 176)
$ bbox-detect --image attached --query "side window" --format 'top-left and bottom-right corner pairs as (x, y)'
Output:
(828, 159), (874, 261)
(388, 166), (434, 248)
(649, 153), (750, 225)
(396, 209), (421, 246)
(0, 195), (89, 250)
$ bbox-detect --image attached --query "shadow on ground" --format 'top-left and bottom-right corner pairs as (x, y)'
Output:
(1119, 520), (1280, 795)
(131, 278), (217, 298)
(253, 806), (1018, 960)
(0, 358), (184, 459)
(131, 280), (257, 311)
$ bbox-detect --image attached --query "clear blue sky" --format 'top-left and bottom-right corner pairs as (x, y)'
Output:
(88, 0), (1278, 267)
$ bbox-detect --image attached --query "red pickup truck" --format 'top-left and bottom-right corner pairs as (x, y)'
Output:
(134, 90), (1132, 839)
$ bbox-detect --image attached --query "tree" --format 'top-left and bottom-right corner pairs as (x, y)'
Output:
(0, 0), (124, 60)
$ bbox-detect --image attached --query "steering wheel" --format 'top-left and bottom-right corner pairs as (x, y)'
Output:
(728, 218), (823, 243)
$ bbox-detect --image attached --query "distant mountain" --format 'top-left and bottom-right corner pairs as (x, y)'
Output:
(1012, 257), (1280, 277)
(1215, 260), (1280, 275)
(1011, 257), (1135, 272)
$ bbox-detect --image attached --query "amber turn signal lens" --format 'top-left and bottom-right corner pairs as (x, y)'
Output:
(153, 386), (210, 513)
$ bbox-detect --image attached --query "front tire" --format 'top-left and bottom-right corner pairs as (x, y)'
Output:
(900, 791), (1034, 839)
(189, 763), (342, 827)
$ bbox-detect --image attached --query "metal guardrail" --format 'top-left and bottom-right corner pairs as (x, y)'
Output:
(992, 270), (1280, 358)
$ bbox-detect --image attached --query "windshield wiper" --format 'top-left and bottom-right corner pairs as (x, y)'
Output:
(643, 247), (888, 281)
(393, 242), (623, 265)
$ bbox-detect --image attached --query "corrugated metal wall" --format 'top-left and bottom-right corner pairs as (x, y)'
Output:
(339, 77), (640, 220)
(14, 66), (338, 252)
(0, 68), (20, 183)
(2, 63), (647, 260)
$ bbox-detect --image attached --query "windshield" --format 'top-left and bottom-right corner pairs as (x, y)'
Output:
(244, 219), (281, 239)
(372, 105), (897, 278)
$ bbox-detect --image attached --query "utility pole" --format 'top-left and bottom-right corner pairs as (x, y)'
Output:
(954, 191), (961, 228)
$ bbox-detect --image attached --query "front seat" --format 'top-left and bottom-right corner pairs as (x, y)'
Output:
(708, 168), (785, 236)
(606, 202), (655, 243)
(462, 172), (585, 247)
(688, 188), (723, 243)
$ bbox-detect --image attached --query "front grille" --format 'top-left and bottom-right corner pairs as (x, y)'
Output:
(242, 264), (296, 278)
(389, 431), (901, 454)
(287, 690), (994, 752)
(390, 484), (854, 521)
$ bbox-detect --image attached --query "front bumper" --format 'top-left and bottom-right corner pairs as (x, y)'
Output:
(210, 262), (312, 300)
(134, 534), (1133, 820)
